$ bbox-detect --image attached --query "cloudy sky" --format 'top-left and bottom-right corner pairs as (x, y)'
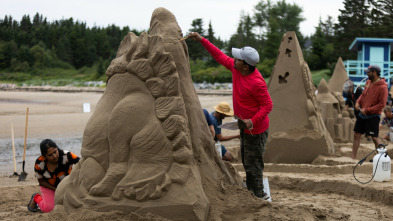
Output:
(1, 0), (344, 40)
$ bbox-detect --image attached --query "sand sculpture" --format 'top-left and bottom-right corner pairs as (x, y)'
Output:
(328, 57), (349, 93)
(317, 79), (354, 142)
(264, 31), (335, 164)
(55, 8), (241, 221)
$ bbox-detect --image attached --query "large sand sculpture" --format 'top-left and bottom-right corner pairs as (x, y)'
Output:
(328, 57), (349, 93)
(55, 8), (241, 221)
(317, 58), (355, 142)
(264, 32), (335, 164)
(317, 79), (354, 142)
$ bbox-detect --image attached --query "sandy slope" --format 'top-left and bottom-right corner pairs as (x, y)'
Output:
(0, 91), (392, 221)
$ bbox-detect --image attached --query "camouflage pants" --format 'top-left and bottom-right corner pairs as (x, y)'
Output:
(240, 128), (268, 198)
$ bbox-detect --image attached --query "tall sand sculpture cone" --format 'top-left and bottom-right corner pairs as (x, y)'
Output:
(55, 8), (242, 221)
(328, 57), (349, 93)
(264, 31), (334, 164)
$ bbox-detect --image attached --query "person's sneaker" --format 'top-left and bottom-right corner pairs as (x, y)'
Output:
(261, 192), (270, 200)
(27, 193), (39, 212)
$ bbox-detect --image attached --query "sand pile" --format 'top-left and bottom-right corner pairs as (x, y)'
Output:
(317, 79), (355, 143)
(264, 31), (334, 164)
(1, 93), (393, 220)
(55, 7), (242, 220)
(1, 8), (393, 221)
(328, 57), (349, 94)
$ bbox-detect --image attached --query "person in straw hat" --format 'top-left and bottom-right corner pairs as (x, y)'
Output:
(210, 102), (239, 161)
(189, 30), (273, 201)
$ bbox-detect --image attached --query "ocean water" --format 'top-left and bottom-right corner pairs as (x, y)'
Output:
(0, 137), (83, 167)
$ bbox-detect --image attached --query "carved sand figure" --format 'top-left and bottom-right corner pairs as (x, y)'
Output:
(55, 8), (241, 221)
(317, 79), (355, 142)
(328, 57), (349, 93)
(264, 31), (335, 164)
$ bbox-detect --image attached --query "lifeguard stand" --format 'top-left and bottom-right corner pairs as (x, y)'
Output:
(343, 38), (393, 87)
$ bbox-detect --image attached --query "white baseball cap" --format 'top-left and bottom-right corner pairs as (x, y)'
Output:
(232, 46), (259, 66)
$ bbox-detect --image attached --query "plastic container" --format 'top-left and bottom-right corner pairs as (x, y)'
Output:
(215, 141), (222, 157)
(373, 148), (391, 182)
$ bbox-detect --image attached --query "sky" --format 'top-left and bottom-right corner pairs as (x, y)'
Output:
(1, 0), (344, 40)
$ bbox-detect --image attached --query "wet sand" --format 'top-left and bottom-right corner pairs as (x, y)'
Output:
(0, 91), (392, 221)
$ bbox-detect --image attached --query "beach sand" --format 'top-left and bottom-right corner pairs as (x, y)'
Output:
(1, 91), (392, 220)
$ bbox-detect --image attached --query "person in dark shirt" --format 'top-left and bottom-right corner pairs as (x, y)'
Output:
(343, 79), (363, 119)
(351, 65), (388, 159)
(203, 109), (215, 139)
(27, 139), (80, 213)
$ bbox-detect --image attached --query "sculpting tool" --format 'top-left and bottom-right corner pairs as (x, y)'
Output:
(179, 36), (189, 42)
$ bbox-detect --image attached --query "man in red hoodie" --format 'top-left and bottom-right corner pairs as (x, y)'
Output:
(188, 32), (273, 200)
(351, 65), (388, 159)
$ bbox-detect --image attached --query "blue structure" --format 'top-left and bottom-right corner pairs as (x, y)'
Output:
(343, 38), (393, 87)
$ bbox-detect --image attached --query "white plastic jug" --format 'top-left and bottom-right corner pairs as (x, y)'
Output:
(373, 148), (391, 182)
(215, 141), (222, 157)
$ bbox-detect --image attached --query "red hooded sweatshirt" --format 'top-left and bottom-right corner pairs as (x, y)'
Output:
(357, 78), (388, 115)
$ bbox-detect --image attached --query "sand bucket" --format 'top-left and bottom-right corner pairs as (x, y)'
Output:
(373, 148), (391, 182)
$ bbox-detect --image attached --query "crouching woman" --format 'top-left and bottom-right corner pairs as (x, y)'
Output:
(27, 139), (80, 212)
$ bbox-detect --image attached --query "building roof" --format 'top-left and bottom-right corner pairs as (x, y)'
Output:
(349, 37), (393, 51)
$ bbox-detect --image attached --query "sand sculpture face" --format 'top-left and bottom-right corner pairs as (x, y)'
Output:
(55, 8), (241, 220)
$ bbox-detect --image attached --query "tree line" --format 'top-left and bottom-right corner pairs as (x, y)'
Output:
(0, 0), (392, 84)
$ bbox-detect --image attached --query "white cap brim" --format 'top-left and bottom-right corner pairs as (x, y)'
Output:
(232, 48), (243, 60)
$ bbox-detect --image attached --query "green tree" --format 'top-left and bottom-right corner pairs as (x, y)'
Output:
(369, 0), (393, 38)
(262, 0), (304, 60)
(307, 26), (327, 70)
(334, 0), (371, 59)
(0, 13), (146, 81)
(227, 12), (258, 52)
(253, 0), (270, 41)
(0, 40), (17, 68)
(17, 45), (33, 67)
(56, 35), (73, 63)
(319, 16), (335, 43)
(205, 21), (220, 67)
(188, 18), (206, 64)
(30, 43), (45, 68)
(96, 57), (105, 79)
(304, 15), (338, 71)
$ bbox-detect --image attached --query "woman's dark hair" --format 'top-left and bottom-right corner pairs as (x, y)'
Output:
(40, 139), (60, 156)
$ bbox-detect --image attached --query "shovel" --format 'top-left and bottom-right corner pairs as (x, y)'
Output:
(18, 107), (29, 182)
(10, 123), (19, 177)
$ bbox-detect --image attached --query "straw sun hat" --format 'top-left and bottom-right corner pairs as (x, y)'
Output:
(214, 102), (234, 116)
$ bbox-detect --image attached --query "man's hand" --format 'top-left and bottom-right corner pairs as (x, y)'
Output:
(355, 103), (360, 111)
(244, 119), (253, 129)
(238, 119), (253, 129)
(360, 108), (367, 116)
(188, 32), (203, 42)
